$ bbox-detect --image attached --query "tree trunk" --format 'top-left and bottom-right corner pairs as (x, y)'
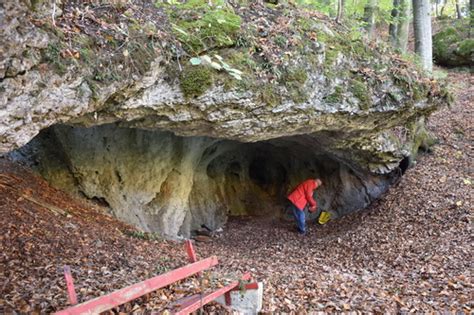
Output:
(336, 0), (345, 23)
(364, 0), (378, 39)
(471, 0), (474, 36)
(389, 0), (400, 46)
(440, 0), (447, 16)
(412, 0), (432, 72)
(390, 0), (409, 52)
(455, 0), (462, 18)
(397, 0), (410, 52)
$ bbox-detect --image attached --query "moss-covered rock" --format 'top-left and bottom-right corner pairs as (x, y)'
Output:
(179, 66), (214, 98)
(350, 79), (371, 110)
(433, 19), (473, 67)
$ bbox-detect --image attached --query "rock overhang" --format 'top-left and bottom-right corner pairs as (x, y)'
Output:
(10, 123), (396, 238)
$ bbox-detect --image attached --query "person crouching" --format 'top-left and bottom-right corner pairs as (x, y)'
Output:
(287, 178), (322, 235)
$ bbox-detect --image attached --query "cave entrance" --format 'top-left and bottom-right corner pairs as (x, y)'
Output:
(8, 124), (392, 237)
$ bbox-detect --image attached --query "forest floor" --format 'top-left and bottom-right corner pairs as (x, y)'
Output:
(0, 68), (472, 313)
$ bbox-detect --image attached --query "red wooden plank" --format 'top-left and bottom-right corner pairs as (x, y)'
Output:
(230, 282), (259, 291)
(184, 240), (197, 263)
(54, 256), (219, 315)
(173, 272), (251, 315)
(63, 266), (78, 305)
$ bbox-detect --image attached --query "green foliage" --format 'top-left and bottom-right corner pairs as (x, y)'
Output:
(179, 65), (214, 98)
(296, 0), (336, 16)
(458, 39), (474, 55)
(162, 0), (241, 54)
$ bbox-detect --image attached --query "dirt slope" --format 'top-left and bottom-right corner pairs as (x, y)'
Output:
(0, 69), (472, 313)
(0, 161), (191, 313)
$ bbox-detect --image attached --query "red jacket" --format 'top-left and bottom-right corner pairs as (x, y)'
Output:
(287, 179), (319, 211)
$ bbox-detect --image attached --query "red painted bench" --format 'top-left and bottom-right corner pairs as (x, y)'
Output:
(55, 241), (255, 315)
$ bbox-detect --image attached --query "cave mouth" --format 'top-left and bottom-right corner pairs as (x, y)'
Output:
(8, 123), (393, 237)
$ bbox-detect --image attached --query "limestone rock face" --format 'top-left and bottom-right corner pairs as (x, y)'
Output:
(2, 1), (450, 237)
(12, 124), (395, 238)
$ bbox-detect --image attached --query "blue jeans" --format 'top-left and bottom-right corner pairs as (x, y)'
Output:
(290, 203), (306, 234)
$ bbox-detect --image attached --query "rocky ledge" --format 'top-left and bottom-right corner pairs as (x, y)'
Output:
(1, 0), (451, 238)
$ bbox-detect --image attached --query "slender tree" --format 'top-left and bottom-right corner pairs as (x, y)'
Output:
(364, 0), (378, 39)
(455, 0), (462, 18)
(412, 0), (433, 72)
(390, 0), (410, 52)
(389, 0), (400, 45)
(397, 0), (410, 52)
(471, 0), (474, 32)
(336, 0), (345, 23)
(440, 0), (448, 16)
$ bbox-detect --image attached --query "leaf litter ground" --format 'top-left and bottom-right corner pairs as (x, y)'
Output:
(0, 69), (472, 313)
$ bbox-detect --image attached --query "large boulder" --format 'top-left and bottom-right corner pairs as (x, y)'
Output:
(433, 19), (473, 67)
(2, 0), (450, 238)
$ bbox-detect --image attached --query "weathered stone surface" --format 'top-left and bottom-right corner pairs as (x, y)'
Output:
(2, 1), (450, 237)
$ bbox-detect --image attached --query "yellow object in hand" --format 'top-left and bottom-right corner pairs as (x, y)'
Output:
(318, 211), (331, 224)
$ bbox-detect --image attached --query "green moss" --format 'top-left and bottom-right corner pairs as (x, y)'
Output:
(289, 89), (309, 104)
(284, 67), (308, 85)
(412, 84), (428, 102)
(325, 86), (344, 103)
(42, 42), (68, 75)
(433, 20), (471, 66)
(179, 66), (214, 98)
(258, 84), (281, 107)
(228, 51), (257, 72)
(433, 27), (461, 57)
(29, 0), (46, 11)
(409, 120), (437, 158)
(350, 79), (371, 110)
(281, 67), (309, 103)
(297, 17), (314, 32)
(438, 85), (455, 107)
(325, 48), (339, 65)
